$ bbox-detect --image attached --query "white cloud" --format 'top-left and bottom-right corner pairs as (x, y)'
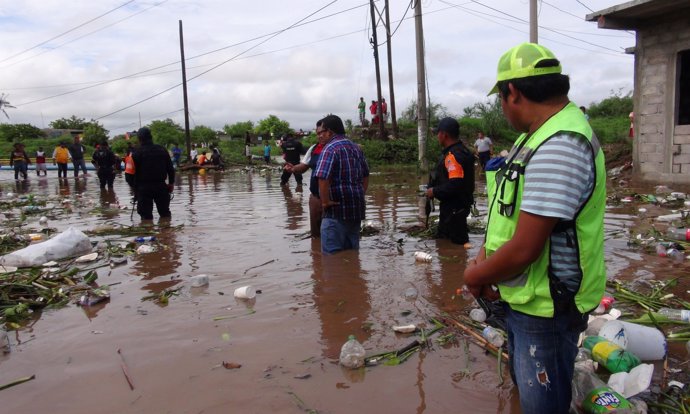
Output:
(0, 0), (634, 135)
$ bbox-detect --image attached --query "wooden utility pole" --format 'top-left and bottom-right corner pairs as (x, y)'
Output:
(369, 0), (385, 140)
(530, 0), (538, 43)
(384, 0), (397, 138)
(414, 0), (428, 173)
(179, 20), (192, 161)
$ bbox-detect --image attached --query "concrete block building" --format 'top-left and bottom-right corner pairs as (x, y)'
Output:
(587, 0), (690, 184)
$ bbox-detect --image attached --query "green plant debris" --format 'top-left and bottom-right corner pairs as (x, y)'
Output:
(0, 374), (36, 392)
(141, 287), (182, 305)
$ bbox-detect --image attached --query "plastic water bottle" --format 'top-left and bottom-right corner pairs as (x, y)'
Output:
(571, 365), (633, 413)
(482, 326), (505, 347)
(657, 307), (690, 322)
(667, 227), (690, 241)
(339, 335), (366, 369)
(583, 336), (640, 374)
(667, 248), (685, 262)
(134, 236), (156, 243)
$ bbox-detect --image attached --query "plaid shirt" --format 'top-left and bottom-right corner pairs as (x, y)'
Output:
(314, 135), (369, 221)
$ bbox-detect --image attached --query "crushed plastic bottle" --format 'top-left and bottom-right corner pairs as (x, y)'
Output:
(339, 335), (366, 369)
(572, 364), (634, 413)
(667, 227), (690, 241)
(657, 307), (690, 323)
(482, 326), (505, 347)
(414, 251), (432, 262)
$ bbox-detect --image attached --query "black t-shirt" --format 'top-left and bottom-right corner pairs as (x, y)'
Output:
(281, 138), (305, 164)
(92, 148), (118, 172)
(132, 143), (175, 185)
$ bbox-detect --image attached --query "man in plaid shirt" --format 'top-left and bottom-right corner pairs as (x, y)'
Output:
(314, 115), (369, 254)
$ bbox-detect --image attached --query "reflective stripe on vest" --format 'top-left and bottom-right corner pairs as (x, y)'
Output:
(125, 155), (136, 174)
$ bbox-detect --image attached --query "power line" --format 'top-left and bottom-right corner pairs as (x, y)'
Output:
(95, 0), (341, 121)
(0, 0), (169, 70)
(7, 2), (369, 94)
(575, 0), (594, 13)
(0, 0), (137, 65)
(439, 0), (624, 54)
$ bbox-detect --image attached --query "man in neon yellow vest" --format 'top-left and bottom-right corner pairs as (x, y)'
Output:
(464, 43), (606, 414)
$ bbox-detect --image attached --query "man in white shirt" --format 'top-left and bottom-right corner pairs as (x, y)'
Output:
(474, 131), (493, 170)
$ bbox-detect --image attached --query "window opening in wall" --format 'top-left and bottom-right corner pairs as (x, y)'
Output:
(678, 49), (690, 125)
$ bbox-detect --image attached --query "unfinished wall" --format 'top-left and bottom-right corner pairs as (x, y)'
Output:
(635, 15), (690, 183)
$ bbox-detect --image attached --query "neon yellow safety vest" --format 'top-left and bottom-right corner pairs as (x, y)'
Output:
(484, 102), (606, 317)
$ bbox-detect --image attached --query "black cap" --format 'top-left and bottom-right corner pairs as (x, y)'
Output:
(432, 117), (460, 137)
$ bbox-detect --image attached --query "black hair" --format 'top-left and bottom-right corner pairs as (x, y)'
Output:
(320, 114), (345, 135)
(137, 127), (153, 144)
(497, 59), (569, 103)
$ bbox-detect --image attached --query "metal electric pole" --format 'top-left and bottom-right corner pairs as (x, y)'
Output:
(384, 0), (397, 138)
(179, 20), (192, 161)
(530, 0), (538, 43)
(414, 0), (428, 173)
(370, 0), (385, 140)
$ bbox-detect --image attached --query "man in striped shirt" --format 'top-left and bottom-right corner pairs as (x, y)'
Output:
(464, 43), (606, 414)
(314, 115), (369, 254)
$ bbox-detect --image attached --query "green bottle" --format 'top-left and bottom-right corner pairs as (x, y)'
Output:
(583, 336), (641, 374)
(572, 366), (633, 413)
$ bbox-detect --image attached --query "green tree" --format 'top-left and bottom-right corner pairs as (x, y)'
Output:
(223, 120), (254, 138)
(0, 123), (45, 142)
(399, 100), (452, 126)
(254, 115), (291, 137)
(147, 118), (184, 148)
(192, 125), (218, 147)
(81, 122), (109, 146)
(462, 96), (513, 140)
(587, 89), (633, 118)
(49, 115), (88, 129)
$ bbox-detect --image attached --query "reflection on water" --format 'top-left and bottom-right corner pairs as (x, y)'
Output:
(0, 168), (688, 413)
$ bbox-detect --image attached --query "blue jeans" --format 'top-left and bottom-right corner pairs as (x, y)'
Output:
(320, 218), (360, 254)
(504, 303), (583, 414)
(72, 158), (87, 176)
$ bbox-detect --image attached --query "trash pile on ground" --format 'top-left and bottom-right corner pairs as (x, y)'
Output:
(0, 190), (180, 333)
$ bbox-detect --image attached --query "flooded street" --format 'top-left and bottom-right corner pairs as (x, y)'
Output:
(1, 167), (688, 414)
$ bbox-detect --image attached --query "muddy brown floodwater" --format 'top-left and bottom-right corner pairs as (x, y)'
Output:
(0, 166), (688, 414)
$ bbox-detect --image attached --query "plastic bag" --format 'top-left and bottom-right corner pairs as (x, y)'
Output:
(0, 227), (92, 267)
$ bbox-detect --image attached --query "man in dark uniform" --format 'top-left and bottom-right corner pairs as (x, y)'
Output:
(91, 141), (118, 190)
(425, 117), (475, 245)
(279, 133), (306, 187)
(132, 127), (175, 220)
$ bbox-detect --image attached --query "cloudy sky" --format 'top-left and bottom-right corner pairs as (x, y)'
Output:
(0, 0), (635, 137)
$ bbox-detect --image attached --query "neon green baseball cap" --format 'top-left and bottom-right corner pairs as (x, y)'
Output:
(488, 43), (562, 95)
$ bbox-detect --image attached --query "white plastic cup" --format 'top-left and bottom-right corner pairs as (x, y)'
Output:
(469, 308), (487, 322)
(599, 320), (666, 361)
(190, 274), (209, 287)
(234, 285), (256, 299)
(414, 251), (432, 262)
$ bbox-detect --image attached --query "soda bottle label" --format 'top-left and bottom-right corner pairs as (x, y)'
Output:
(591, 341), (619, 362)
(582, 387), (631, 413)
(686, 228), (690, 241)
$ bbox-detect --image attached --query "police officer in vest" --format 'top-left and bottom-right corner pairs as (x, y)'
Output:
(425, 117), (475, 245)
(464, 43), (606, 414)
